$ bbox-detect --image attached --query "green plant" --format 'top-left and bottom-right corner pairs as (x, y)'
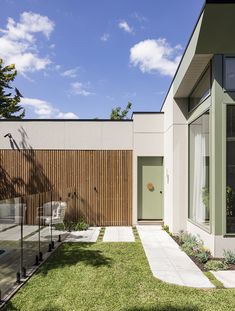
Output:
(0, 58), (25, 119)
(61, 218), (89, 232)
(110, 102), (132, 120)
(75, 220), (89, 231)
(179, 231), (198, 246)
(54, 223), (65, 231)
(224, 249), (235, 265)
(194, 248), (211, 263)
(202, 187), (209, 210)
(179, 231), (211, 263)
(181, 244), (195, 257)
(204, 260), (228, 271)
(226, 186), (235, 216)
(162, 225), (169, 233)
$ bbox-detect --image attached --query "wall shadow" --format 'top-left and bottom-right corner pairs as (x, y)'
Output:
(39, 243), (112, 276)
(0, 126), (53, 200)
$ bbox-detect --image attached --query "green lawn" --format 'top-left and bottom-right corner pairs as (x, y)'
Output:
(3, 231), (235, 311)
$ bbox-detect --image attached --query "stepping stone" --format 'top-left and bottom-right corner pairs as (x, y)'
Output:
(212, 271), (235, 288)
(64, 227), (100, 242)
(103, 226), (135, 242)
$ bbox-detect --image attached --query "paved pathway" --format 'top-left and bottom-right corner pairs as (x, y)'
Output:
(25, 227), (68, 242)
(212, 271), (235, 288)
(137, 225), (214, 288)
(103, 226), (135, 242)
(0, 225), (38, 241)
(64, 227), (100, 242)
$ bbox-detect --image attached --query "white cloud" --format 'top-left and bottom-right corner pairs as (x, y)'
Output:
(21, 97), (78, 119)
(130, 39), (182, 77)
(0, 12), (54, 74)
(71, 82), (93, 96)
(118, 20), (134, 34)
(100, 33), (110, 42)
(61, 67), (78, 78)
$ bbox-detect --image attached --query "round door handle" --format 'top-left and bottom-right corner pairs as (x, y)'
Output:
(160, 191), (162, 194)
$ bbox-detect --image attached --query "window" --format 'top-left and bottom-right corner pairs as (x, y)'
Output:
(189, 111), (210, 229)
(226, 105), (235, 233)
(189, 66), (211, 111)
(225, 58), (235, 90)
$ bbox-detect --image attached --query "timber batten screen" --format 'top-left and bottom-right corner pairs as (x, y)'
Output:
(0, 150), (133, 226)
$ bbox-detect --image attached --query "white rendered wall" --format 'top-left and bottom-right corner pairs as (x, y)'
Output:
(132, 113), (164, 224)
(162, 87), (188, 233)
(0, 121), (133, 150)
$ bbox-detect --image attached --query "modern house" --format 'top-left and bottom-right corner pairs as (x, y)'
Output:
(0, 0), (235, 257)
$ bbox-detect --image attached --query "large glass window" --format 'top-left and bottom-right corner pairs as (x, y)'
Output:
(225, 58), (235, 90)
(226, 105), (235, 233)
(189, 66), (211, 111)
(189, 111), (210, 229)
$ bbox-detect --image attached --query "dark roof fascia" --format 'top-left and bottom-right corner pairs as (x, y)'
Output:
(206, 0), (235, 3)
(160, 1), (207, 112)
(0, 119), (133, 122)
(132, 111), (164, 114)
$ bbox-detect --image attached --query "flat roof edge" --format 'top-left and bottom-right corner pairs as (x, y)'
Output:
(0, 119), (133, 122)
(206, 0), (235, 3)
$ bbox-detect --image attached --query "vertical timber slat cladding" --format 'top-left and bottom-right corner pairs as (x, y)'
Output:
(0, 150), (132, 226)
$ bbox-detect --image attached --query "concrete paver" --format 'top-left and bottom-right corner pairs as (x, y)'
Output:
(64, 227), (100, 242)
(103, 226), (135, 242)
(212, 271), (235, 288)
(137, 225), (214, 288)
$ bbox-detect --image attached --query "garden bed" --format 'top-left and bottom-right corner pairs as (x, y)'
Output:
(162, 226), (235, 272)
(172, 235), (235, 271)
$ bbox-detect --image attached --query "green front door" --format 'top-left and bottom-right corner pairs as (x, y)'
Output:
(138, 157), (163, 220)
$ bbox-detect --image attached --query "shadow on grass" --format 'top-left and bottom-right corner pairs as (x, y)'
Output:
(125, 306), (199, 311)
(39, 242), (112, 276)
(3, 301), (65, 311)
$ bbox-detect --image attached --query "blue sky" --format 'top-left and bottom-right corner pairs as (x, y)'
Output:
(0, 0), (204, 119)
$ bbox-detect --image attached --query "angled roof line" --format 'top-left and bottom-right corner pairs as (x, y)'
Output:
(160, 1), (207, 111)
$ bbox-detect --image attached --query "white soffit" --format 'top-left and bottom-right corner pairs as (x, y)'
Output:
(174, 54), (213, 98)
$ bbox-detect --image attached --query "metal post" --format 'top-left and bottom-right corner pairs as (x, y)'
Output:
(48, 243), (52, 252)
(16, 272), (21, 284)
(50, 191), (53, 246)
(38, 194), (41, 257)
(39, 251), (43, 261)
(35, 255), (39, 266)
(20, 197), (24, 278)
(21, 267), (26, 278)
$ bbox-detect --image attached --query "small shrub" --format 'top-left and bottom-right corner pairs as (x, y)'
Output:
(54, 223), (65, 231)
(61, 218), (89, 231)
(178, 231), (197, 245)
(223, 249), (235, 265)
(179, 231), (211, 263)
(181, 244), (195, 257)
(204, 260), (228, 271)
(162, 225), (169, 233)
(75, 220), (89, 231)
(195, 248), (211, 263)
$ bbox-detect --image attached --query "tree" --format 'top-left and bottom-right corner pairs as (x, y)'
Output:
(0, 59), (25, 119)
(110, 102), (132, 120)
